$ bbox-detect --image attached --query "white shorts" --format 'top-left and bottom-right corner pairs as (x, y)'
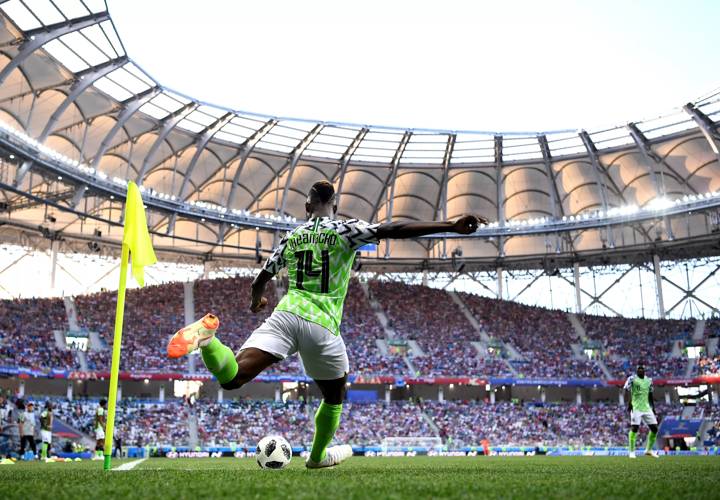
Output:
(630, 410), (658, 426)
(241, 311), (349, 380)
(95, 427), (105, 440)
(41, 430), (52, 443)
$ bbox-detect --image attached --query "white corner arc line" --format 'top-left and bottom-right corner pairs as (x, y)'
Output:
(113, 458), (147, 471)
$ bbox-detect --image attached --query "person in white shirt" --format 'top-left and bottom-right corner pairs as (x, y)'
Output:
(18, 401), (37, 459)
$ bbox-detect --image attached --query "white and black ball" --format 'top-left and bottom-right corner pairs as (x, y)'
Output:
(256, 435), (292, 469)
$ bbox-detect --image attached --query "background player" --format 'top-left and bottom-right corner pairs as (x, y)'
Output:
(39, 401), (53, 461)
(93, 399), (107, 460)
(624, 363), (659, 458)
(168, 180), (485, 468)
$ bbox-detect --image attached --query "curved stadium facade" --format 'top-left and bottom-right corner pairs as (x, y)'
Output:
(0, 1), (719, 454)
(0, 2), (718, 270)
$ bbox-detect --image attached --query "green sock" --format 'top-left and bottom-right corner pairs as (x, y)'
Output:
(310, 401), (342, 463)
(628, 430), (637, 452)
(201, 338), (239, 385)
(646, 431), (657, 451)
(41, 443), (47, 460)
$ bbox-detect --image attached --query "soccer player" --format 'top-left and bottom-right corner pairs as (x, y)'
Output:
(40, 401), (53, 461)
(168, 180), (484, 468)
(624, 363), (659, 458)
(93, 399), (107, 460)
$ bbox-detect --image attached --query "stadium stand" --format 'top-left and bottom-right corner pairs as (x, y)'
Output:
(76, 283), (186, 373)
(369, 282), (513, 377)
(0, 297), (75, 370)
(0, 278), (705, 379)
(699, 355), (720, 375)
(458, 293), (603, 378)
(580, 316), (694, 378)
(48, 397), (189, 447)
(14, 397), (695, 448)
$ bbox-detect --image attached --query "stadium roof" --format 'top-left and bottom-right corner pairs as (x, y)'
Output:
(0, 0), (719, 270)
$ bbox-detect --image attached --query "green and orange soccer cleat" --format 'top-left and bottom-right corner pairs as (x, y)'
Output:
(167, 313), (220, 358)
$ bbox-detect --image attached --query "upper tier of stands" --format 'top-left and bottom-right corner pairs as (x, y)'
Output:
(0, 277), (714, 380)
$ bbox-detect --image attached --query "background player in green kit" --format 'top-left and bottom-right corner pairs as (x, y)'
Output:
(623, 363), (659, 458)
(168, 180), (485, 468)
(93, 399), (107, 460)
(40, 401), (53, 461)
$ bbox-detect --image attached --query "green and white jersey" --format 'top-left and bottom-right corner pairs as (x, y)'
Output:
(40, 409), (52, 431)
(623, 375), (653, 413)
(262, 216), (380, 335)
(95, 407), (106, 431)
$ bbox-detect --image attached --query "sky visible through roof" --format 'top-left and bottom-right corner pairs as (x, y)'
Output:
(109, 0), (720, 133)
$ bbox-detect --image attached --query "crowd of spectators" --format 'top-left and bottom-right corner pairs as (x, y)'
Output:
(581, 315), (694, 378)
(425, 400), (630, 447)
(604, 356), (689, 379)
(21, 397), (189, 447)
(7, 395), (713, 449)
(75, 283), (187, 373)
(197, 399), (432, 447)
(370, 282), (516, 377)
(703, 404), (720, 446)
(698, 354), (720, 375)
(427, 401), (681, 447)
(704, 319), (720, 338)
(410, 344), (513, 378)
(0, 277), (709, 380)
(0, 297), (75, 370)
(460, 293), (601, 378)
(337, 281), (408, 375)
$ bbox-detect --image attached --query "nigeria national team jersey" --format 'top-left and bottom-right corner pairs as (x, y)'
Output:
(95, 407), (105, 431)
(262, 216), (380, 335)
(623, 375), (653, 412)
(40, 409), (52, 431)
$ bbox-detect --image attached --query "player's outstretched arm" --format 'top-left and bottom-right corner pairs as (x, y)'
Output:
(625, 388), (632, 412)
(376, 214), (487, 240)
(250, 270), (272, 313)
(648, 388), (655, 413)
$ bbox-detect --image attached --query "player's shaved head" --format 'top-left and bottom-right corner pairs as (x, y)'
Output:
(308, 180), (335, 204)
(306, 180), (337, 218)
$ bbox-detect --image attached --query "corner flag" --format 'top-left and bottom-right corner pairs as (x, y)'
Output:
(103, 181), (157, 470)
(122, 182), (157, 286)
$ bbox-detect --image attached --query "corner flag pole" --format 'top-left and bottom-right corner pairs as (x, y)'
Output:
(103, 181), (157, 470)
(103, 242), (129, 470)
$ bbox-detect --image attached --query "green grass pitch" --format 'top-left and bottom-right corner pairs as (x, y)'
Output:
(1, 456), (719, 499)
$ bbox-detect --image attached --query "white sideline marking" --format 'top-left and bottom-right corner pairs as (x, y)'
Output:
(113, 458), (147, 471)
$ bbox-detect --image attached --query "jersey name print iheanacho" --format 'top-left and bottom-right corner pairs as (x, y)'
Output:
(263, 217), (379, 336)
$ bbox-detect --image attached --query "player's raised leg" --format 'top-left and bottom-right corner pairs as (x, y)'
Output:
(167, 313), (220, 359)
(167, 313), (279, 389)
(306, 376), (352, 469)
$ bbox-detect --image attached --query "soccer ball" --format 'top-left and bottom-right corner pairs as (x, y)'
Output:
(255, 435), (292, 469)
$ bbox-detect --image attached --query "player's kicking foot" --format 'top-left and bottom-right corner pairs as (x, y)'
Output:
(628, 451), (636, 459)
(305, 445), (353, 469)
(167, 313), (220, 358)
(644, 450), (659, 458)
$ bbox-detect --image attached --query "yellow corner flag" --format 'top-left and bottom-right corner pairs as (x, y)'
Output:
(103, 181), (156, 470)
(122, 181), (157, 286)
